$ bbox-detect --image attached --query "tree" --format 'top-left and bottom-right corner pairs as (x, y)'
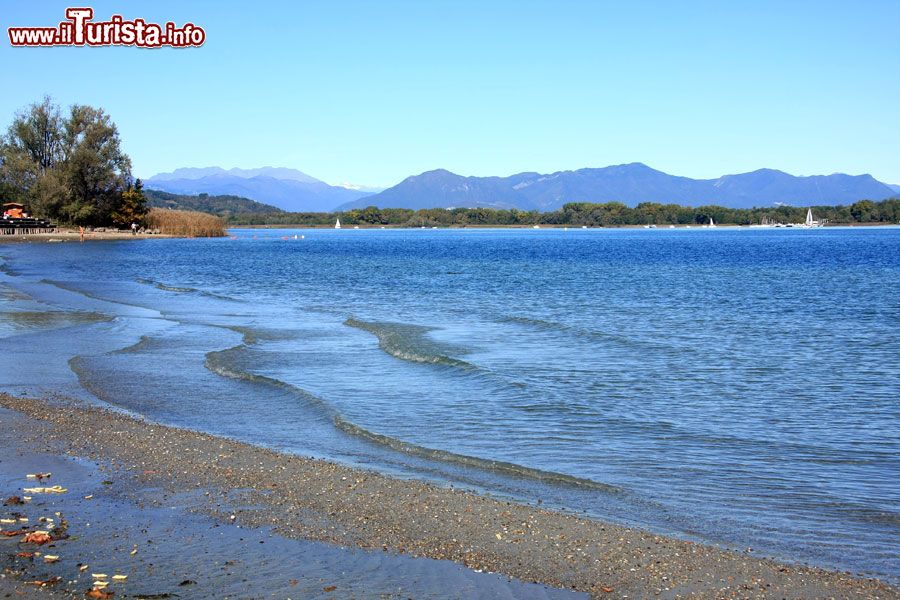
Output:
(6, 95), (64, 172)
(0, 98), (133, 225)
(850, 199), (876, 222)
(111, 179), (148, 227)
(60, 104), (132, 224)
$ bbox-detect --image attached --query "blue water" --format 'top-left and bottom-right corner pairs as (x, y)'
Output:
(1, 227), (898, 580)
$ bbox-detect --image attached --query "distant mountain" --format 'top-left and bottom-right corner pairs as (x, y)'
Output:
(145, 189), (282, 216)
(338, 163), (896, 211)
(146, 167), (373, 212)
(148, 166), (320, 184)
(333, 182), (387, 193)
(356, 169), (527, 210)
(889, 184), (900, 194)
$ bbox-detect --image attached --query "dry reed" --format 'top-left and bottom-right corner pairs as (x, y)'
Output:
(145, 208), (226, 237)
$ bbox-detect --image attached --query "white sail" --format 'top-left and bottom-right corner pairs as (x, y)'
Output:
(709, 217), (715, 227)
(805, 208), (814, 227)
(335, 218), (341, 229)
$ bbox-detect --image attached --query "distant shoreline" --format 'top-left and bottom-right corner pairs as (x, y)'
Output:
(2, 223), (896, 242)
(229, 221), (898, 229)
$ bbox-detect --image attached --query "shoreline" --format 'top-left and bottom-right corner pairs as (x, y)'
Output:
(1, 224), (895, 241)
(228, 222), (896, 229)
(0, 404), (575, 600)
(1, 393), (896, 599)
(0, 230), (180, 244)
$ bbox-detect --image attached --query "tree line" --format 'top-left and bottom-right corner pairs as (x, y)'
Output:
(226, 199), (899, 227)
(0, 97), (148, 226)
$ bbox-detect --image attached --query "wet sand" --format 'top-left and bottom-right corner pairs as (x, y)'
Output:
(0, 404), (580, 600)
(1, 394), (896, 599)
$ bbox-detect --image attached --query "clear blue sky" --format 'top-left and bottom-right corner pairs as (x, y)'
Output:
(2, 1), (898, 187)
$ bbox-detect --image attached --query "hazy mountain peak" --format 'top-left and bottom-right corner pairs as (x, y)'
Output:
(338, 164), (895, 211)
(145, 166), (373, 212)
(148, 166), (322, 184)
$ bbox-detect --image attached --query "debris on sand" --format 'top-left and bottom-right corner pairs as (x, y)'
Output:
(22, 530), (53, 544)
(23, 485), (68, 494)
(28, 576), (62, 587)
(1, 527), (36, 537)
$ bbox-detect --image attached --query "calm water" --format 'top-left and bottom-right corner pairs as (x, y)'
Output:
(1, 227), (898, 580)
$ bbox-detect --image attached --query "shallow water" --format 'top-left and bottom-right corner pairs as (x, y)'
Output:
(1, 227), (898, 580)
(0, 407), (582, 599)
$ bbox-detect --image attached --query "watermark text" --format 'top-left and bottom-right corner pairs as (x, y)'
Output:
(8, 8), (205, 48)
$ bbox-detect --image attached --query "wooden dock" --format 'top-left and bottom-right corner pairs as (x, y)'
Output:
(0, 217), (57, 236)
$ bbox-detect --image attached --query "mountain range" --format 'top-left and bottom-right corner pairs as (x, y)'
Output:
(337, 163), (896, 211)
(145, 167), (374, 212)
(145, 164), (897, 213)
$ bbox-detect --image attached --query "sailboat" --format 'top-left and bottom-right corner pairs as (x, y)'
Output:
(805, 208), (815, 227)
(708, 217), (716, 228)
(334, 218), (341, 229)
(801, 208), (824, 228)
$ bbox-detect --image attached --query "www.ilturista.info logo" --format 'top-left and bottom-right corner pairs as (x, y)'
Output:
(8, 7), (205, 48)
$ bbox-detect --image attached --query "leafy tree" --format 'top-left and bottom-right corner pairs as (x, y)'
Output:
(850, 200), (876, 222)
(60, 104), (132, 224)
(0, 97), (132, 226)
(111, 179), (149, 226)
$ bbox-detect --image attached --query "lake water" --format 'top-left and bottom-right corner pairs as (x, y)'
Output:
(1, 227), (898, 580)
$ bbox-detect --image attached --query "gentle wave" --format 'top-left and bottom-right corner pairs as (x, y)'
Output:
(135, 277), (240, 302)
(204, 347), (336, 420)
(204, 331), (620, 493)
(499, 315), (687, 355)
(0, 309), (112, 329)
(332, 415), (621, 492)
(40, 279), (163, 317)
(136, 277), (197, 293)
(344, 317), (477, 370)
(0, 283), (31, 301)
(111, 334), (162, 355)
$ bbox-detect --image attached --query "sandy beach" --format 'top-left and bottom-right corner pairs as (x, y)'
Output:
(0, 230), (180, 244)
(0, 394), (895, 599)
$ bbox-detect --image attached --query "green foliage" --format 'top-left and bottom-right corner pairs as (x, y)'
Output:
(222, 198), (900, 228)
(1, 97), (132, 226)
(144, 189), (282, 216)
(110, 180), (149, 227)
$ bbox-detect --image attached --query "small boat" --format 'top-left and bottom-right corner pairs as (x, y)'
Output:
(334, 218), (341, 229)
(708, 217), (716, 228)
(802, 207), (824, 228)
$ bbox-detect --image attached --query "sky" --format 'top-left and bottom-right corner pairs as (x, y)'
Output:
(1, 1), (898, 188)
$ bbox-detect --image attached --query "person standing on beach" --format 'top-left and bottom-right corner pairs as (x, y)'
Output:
(79, 226), (85, 243)
(131, 222), (138, 235)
